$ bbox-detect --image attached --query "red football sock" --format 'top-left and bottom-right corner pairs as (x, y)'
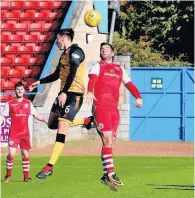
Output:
(6, 156), (14, 176)
(101, 147), (115, 176)
(22, 157), (30, 179)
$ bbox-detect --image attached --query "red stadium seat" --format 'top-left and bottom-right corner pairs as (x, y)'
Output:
(1, 43), (7, 48)
(10, 1), (24, 10)
(0, 95), (14, 102)
(1, 35), (10, 44)
(34, 44), (50, 54)
(48, 12), (63, 21)
(1, 77), (6, 86)
(4, 46), (19, 58)
(39, 10), (50, 15)
(0, 57), (14, 65)
(1, 10), (7, 21)
(5, 46), (19, 54)
(29, 23), (42, 33)
(1, 23), (15, 34)
(20, 12), (34, 23)
(24, 34), (39, 47)
(3, 81), (15, 89)
(1, 46), (6, 55)
(19, 46), (34, 58)
(25, 2), (39, 10)
(10, 35), (24, 44)
(1, 69), (8, 77)
(39, 1), (53, 10)
(43, 23), (59, 33)
(34, 12), (48, 21)
(14, 57), (29, 66)
(9, 77), (21, 84)
(19, 46), (33, 53)
(15, 23), (29, 34)
(53, 1), (68, 10)
(14, 65), (26, 73)
(1, 65), (12, 72)
(24, 69), (33, 77)
(5, 12), (20, 22)
(1, 2), (10, 10)
(39, 33), (55, 43)
(25, 10), (36, 15)
(29, 57), (45, 66)
(8, 69), (22, 78)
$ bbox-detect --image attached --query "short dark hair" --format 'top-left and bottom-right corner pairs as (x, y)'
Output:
(100, 42), (114, 52)
(14, 81), (24, 89)
(56, 28), (75, 41)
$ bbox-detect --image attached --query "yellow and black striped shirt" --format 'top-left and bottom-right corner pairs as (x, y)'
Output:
(40, 44), (86, 94)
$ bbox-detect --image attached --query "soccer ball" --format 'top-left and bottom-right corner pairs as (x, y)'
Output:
(84, 10), (102, 27)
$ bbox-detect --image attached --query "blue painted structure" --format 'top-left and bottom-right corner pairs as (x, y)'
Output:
(130, 67), (194, 142)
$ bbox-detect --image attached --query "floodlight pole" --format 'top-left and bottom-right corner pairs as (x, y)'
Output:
(109, 10), (116, 45)
(108, 0), (120, 45)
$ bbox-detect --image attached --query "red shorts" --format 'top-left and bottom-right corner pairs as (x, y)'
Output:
(8, 136), (31, 150)
(92, 105), (120, 139)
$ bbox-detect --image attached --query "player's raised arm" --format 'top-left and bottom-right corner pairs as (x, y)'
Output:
(121, 67), (143, 108)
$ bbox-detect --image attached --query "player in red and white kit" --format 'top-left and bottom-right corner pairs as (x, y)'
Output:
(0, 82), (47, 183)
(86, 43), (143, 191)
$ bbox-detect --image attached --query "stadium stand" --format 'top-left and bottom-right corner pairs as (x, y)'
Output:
(0, 1), (71, 102)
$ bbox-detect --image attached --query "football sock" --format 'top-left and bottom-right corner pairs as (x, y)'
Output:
(22, 157), (30, 179)
(101, 147), (115, 176)
(48, 134), (66, 166)
(6, 156), (14, 176)
(70, 118), (84, 127)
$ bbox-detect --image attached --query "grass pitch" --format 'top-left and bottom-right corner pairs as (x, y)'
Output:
(1, 156), (194, 198)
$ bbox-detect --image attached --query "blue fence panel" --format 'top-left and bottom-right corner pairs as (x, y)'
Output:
(130, 67), (194, 142)
(185, 68), (194, 141)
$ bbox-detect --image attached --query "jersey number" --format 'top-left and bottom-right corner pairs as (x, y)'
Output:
(65, 106), (70, 113)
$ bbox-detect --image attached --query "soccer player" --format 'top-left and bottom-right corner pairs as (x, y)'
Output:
(0, 82), (47, 183)
(86, 43), (143, 191)
(29, 28), (93, 179)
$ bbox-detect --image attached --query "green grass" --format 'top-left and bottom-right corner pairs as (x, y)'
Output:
(1, 156), (194, 198)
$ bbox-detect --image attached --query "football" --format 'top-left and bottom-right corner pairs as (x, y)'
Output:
(84, 10), (102, 27)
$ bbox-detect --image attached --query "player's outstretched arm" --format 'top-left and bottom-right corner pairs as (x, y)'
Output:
(33, 114), (48, 124)
(122, 67), (143, 108)
(29, 66), (60, 92)
(125, 81), (143, 108)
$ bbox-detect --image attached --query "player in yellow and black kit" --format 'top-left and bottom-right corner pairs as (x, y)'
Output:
(29, 28), (93, 179)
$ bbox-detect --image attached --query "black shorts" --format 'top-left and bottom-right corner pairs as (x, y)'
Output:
(51, 92), (83, 124)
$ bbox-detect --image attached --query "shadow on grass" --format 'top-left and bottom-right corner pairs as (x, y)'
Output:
(146, 184), (194, 191)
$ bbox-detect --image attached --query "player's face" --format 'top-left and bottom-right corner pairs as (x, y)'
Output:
(56, 35), (69, 50)
(15, 86), (25, 98)
(100, 45), (114, 60)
